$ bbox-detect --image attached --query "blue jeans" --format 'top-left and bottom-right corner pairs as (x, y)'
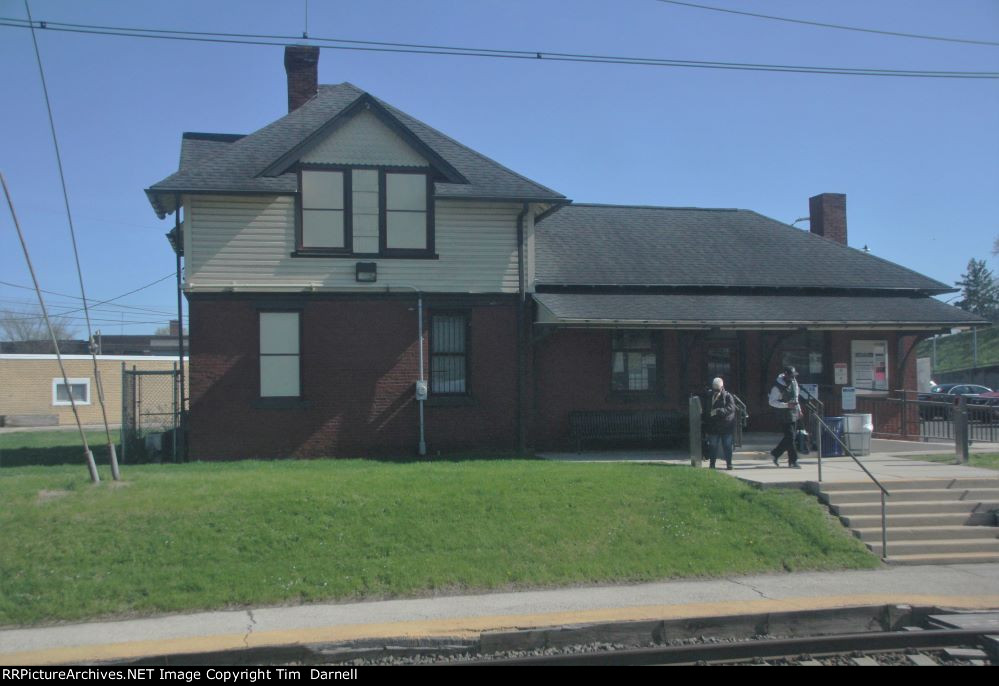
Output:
(706, 433), (733, 467)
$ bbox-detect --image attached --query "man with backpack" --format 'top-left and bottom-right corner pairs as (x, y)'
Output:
(769, 366), (801, 468)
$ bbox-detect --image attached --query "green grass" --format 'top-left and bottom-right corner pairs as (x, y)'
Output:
(0, 459), (878, 627)
(900, 452), (999, 470)
(916, 327), (999, 374)
(0, 429), (121, 468)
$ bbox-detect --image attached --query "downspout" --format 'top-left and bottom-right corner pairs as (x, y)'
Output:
(174, 194), (186, 460)
(516, 203), (529, 455)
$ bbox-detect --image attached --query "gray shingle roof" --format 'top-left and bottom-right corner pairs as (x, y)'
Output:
(535, 292), (986, 328)
(146, 84), (564, 217)
(536, 204), (951, 293)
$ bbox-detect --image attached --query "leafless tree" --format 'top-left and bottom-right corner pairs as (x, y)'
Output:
(0, 308), (78, 352)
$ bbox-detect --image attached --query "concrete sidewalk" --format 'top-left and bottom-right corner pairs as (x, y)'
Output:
(3, 564), (999, 665)
(540, 434), (999, 488)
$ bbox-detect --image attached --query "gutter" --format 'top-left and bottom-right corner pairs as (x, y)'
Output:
(516, 203), (529, 455)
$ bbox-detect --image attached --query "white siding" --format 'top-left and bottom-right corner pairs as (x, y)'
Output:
(185, 195), (522, 293)
(301, 110), (429, 167)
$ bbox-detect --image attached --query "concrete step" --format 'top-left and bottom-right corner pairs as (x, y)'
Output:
(830, 500), (999, 517)
(815, 478), (999, 492)
(840, 512), (997, 528)
(852, 525), (999, 543)
(823, 488), (999, 504)
(866, 538), (999, 556)
(885, 551), (999, 565)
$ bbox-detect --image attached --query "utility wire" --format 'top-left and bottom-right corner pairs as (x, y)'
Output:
(2, 172), (100, 483)
(1, 16), (997, 78)
(0, 275), (180, 317)
(24, 0), (119, 479)
(653, 0), (999, 47)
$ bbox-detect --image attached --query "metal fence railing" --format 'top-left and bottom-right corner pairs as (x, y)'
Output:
(121, 364), (184, 463)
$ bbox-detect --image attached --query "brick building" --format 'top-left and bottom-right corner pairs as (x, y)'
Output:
(144, 47), (984, 460)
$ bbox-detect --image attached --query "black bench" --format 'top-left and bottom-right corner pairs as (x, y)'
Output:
(568, 410), (685, 452)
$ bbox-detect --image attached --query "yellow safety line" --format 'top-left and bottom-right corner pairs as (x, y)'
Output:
(4, 594), (999, 665)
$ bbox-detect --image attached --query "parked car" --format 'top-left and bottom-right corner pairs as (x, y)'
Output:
(918, 384), (992, 419)
(968, 391), (999, 421)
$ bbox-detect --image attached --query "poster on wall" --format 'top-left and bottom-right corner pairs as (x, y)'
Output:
(834, 362), (848, 385)
(851, 341), (888, 391)
(842, 386), (857, 411)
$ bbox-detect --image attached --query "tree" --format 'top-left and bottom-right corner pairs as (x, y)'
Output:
(0, 308), (78, 352)
(954, 258), (999, 322)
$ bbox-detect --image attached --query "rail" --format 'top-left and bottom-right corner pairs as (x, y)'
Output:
(798, 385), (892, 560)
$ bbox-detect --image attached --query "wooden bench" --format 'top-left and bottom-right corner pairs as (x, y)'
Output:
(568, 410), (685, 452)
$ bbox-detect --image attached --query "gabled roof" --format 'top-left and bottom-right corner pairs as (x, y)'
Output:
(146, 83), (565, 217)
(536, 204), (953, 294)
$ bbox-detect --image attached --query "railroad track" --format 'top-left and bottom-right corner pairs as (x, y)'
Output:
(451, 629), (994, 666)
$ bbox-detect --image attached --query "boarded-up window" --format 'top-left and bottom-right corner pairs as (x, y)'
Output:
(260, 312), (300, 397)
(431, 314), (467, 395)
(301, 170), (346, 248)
(611, 331), (657, 392)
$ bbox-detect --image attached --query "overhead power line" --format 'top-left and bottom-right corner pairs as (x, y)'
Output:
(0, 273), (177, 322)
(0, 279), (181, 317)
(653, 0), (999, 47)
(0, 16), (996, 79)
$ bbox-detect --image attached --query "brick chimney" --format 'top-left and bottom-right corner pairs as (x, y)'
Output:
(169, 320), (180, 337)
(808, 193), (847, 245)
(284, 45), (320, 112)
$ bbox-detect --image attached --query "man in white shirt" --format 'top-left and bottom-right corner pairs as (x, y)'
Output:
(768, 366), (801, 468)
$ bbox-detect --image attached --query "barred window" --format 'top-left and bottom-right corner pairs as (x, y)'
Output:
(431, 314), (467, 395)
(611, 331), (657, 392)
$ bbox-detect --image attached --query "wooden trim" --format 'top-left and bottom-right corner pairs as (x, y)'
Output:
(295, 165), (433, 259)
(296, 167), (351, 254)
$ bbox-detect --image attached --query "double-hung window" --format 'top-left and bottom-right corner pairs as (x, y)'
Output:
(297, 167), (431, 256)
(430, 313), (468, 395)
(259, 311), (301, 398)
(300, 170), (347, 251)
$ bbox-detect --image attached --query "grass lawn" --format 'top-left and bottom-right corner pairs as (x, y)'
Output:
(901, 452), (999, 471)
(0, 459), (879, 627)
(0, 429), (122, 469)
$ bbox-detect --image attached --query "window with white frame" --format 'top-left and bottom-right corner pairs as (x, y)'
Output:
(52, 378), (91, 406)
(259, 311), (301, 398)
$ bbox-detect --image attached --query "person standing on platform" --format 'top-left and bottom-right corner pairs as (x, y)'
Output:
(705, 377), (737, 470)
(769, 366), (801, 468)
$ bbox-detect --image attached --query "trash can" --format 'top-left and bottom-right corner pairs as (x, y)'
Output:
(843, 413), (873, 456)
(821, 417), (845, 457)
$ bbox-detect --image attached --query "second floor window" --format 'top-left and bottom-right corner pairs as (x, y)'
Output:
(297, 168), (431, 256)
(300, 170), (346, 250)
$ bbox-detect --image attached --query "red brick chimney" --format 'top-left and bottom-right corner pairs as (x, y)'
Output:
(169, 320), (180, 336)
(809, 193), (847, 245)
(285, 45), (320, 112)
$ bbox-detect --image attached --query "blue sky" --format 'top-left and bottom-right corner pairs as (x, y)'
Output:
(1, 0), (997, 335)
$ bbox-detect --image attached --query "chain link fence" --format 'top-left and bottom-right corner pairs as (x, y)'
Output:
(121, 364), (184, 462)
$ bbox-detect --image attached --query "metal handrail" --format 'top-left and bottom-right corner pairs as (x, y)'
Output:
(798, 386), (891, 560)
